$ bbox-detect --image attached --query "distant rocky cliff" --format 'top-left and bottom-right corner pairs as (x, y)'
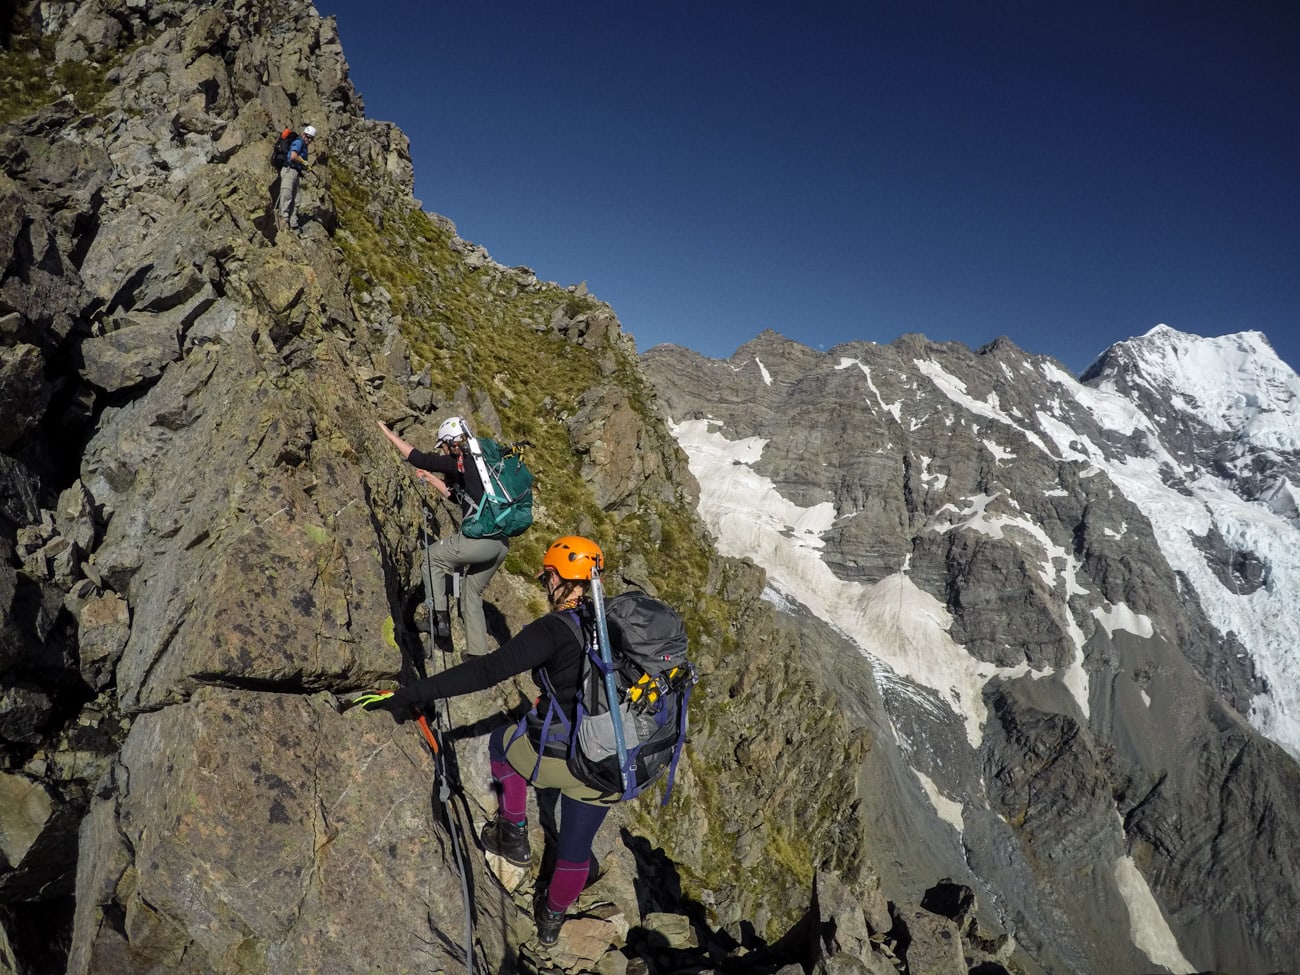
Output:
(642, 329), (1300, 975)
(2, 2), (1298, 975)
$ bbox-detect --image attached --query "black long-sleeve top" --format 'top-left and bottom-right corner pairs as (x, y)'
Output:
(407, 447), (486, 518)
(381, 611), (585, 722)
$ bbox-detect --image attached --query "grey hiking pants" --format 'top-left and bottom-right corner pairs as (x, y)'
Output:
(277, 165), (301, 226)
(424, 532), (508, 656)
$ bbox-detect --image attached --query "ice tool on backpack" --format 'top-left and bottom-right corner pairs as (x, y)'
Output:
(588, 563), (629, 791)
(452, 422), (535, 540)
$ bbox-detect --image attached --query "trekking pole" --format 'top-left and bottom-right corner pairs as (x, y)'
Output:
(588, 564), (630, 793)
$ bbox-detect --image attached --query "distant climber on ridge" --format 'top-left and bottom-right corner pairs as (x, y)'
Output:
(274, 123), (315, 233)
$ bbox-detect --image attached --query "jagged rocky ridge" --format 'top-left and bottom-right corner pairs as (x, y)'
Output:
(641, 329), (1300, 975)
(1, 2), (952, 974)
(2, 3), (1297, 975)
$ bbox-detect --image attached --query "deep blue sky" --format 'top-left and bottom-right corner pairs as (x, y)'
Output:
(316, 1), (1298, 375)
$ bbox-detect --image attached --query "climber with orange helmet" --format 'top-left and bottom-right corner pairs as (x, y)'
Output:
(378, 416), (509, 656)
(364, 536), (614, 948)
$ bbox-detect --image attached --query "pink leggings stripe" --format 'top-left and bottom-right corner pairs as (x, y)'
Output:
(548, 857), (592, 913)
(490, 758), (528, 822)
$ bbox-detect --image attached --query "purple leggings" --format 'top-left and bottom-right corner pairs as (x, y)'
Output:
(490, 726), (610, 911)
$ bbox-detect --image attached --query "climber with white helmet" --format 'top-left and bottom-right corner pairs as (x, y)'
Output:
(276, 123), (316, 233)
(379, 415), (509, 656)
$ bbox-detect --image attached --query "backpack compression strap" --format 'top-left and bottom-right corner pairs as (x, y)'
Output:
(659, 679), (694, 806)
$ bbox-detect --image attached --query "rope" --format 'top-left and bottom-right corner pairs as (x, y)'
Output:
(419, 503), (478, 974)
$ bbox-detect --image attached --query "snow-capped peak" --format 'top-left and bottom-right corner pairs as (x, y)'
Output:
(1085, 325), (1300, 452)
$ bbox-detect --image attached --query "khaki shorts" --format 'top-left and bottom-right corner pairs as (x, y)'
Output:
(505, 729), (620, 806)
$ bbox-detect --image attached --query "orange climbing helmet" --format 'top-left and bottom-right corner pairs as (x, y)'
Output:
(538, 536), (603, 581)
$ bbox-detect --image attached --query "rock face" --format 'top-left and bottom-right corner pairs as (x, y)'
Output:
(1, 3), (917, 974)
(642, 330), (1300, 975)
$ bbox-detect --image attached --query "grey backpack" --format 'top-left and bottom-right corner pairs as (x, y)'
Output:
(538, 591), (697, 802)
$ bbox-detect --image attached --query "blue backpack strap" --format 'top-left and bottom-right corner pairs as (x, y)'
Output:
(658, 683), (694, 806)
(530, 669), (567, 781)
(505, 711), (541, 781)
(504, 694), (553, 783)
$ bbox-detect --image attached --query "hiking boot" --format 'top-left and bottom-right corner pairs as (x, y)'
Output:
(480, 815), (530, 867)
(533, 889), (565, 947)
(433, 610), (452, 640)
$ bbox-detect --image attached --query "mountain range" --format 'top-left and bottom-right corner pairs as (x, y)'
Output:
(642, 324), (1300, 975)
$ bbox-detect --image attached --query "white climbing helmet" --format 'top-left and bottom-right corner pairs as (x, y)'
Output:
(303, 125), (317, 138)
(436, 416), (470, 445)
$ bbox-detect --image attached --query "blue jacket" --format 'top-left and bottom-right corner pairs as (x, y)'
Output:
(288, 137), (308, 171)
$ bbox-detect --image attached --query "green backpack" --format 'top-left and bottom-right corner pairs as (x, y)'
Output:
(459, 436), (534, 539)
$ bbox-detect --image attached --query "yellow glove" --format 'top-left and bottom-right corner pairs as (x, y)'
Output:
(349, 690), (395, 711)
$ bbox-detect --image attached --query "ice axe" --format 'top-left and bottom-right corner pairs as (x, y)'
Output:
(338, 689), (442, 757)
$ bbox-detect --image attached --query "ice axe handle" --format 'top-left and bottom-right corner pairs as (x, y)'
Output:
(589, 566), (629, 792)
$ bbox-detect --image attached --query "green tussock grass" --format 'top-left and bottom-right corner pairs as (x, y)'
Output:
(0, 10), (120, 126)
(329, 163), (615, 558)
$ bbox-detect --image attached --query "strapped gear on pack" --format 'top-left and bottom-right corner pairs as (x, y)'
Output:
(270, 127), (297, 168)
(458, 431), (535, 540)
(521, 589), (697, 804)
